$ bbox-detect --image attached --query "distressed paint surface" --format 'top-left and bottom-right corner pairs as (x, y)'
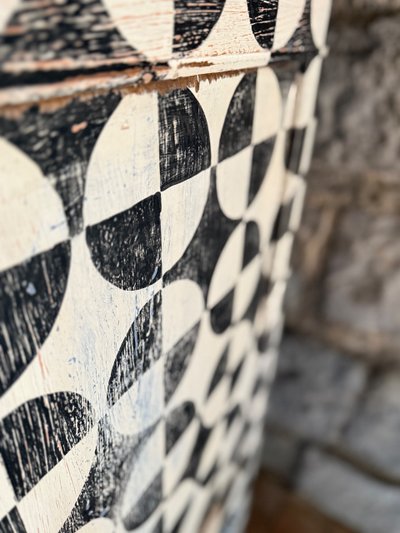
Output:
(0, 65), (319, 533)
(0, 1), (331, 532)
(0, 0), (331, 104)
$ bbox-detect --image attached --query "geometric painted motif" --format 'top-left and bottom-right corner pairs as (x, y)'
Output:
(0, 63), (316, 533)
(0, 0), (330, 88)
(0, 0), (330, 531)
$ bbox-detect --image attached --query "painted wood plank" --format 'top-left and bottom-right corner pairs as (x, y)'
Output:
(0, 0), (331, 105)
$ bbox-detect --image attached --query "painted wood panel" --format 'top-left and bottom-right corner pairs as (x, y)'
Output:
(0, 1), (331, 531)
(0, 0), (331, 104)
(0, 59), (320, 531)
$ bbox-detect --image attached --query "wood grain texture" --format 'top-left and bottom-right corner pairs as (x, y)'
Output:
(0, 0), (332, 105)
(0, 64), (320, 532)
(0, 3), (331, 531)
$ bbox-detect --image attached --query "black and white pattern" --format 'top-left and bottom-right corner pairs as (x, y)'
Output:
(0, 55), (320, 531)
(0, 0), (331, 90)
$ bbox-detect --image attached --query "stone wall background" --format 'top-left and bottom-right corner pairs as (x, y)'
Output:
(262, 3), (400, 533)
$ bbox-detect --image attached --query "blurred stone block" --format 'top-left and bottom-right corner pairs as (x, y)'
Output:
(261, 427), (300, 480)
(317, 16), (400, 172)
(333, 0), (400, 17)
(322, 210), (400, 338)
(343, 371), (400, 478)
(267, 334), (367, 442)
(297, 448), (400, 533)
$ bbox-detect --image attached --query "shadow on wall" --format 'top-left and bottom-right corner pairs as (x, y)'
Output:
(250, 1), (400, 533)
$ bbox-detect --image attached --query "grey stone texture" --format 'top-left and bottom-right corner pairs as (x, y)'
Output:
(323, 210), (400, 337)
(343, 370), (400, 478)
(297, 448), (400, 533)
(265, 332), (400, 482)
(263, 2), (400, 531)
(267, 334), (367, 443)
(333, 0), (400, 18)
(318, 16), (400, 172)
(285, 11), (400, 362)
(261, 427), (300, 479)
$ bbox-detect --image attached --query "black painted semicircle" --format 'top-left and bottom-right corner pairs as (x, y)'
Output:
(247, 0), (279, 50)
(218, 73), (256, 162)
(0, 241), (71, 397)
(158, 89), (211, 191)
(173, 0), (226, 54)
(86, 193), (162, 291)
